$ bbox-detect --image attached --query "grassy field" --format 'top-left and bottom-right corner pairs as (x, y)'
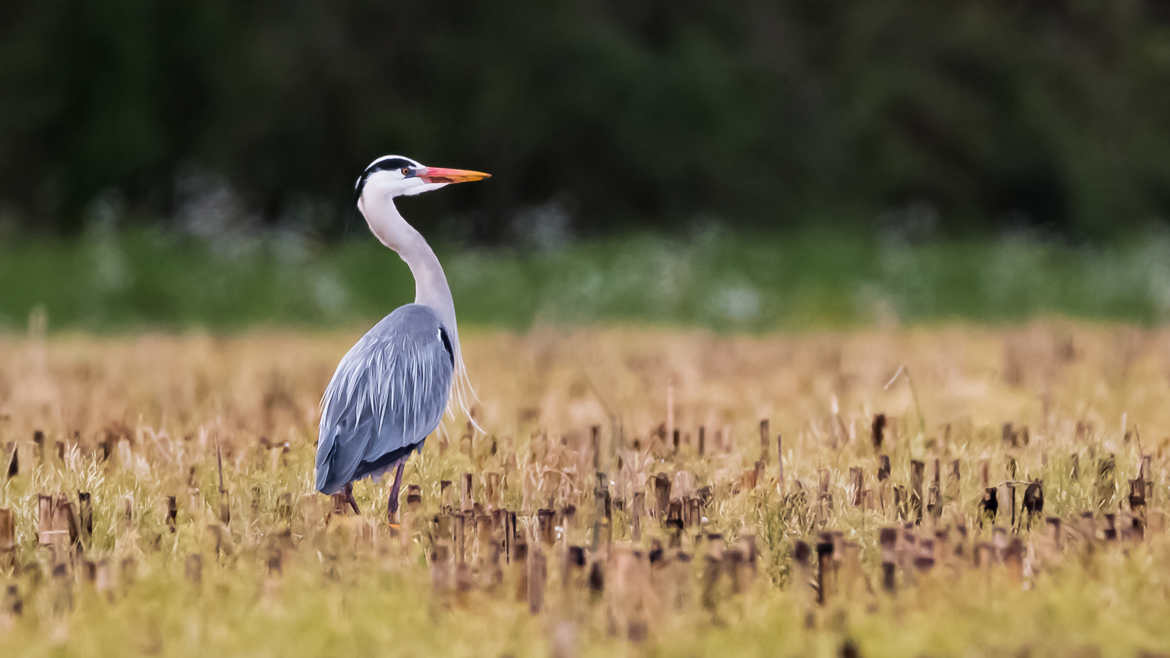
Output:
(1, 228), (1169, 332)
(1, 322), (1169, 656)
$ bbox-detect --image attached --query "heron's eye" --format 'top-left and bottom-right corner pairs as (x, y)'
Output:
(401, 167), (411, 176)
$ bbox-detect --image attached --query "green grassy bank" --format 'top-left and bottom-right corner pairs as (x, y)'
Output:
(1, 228), (1167, 332)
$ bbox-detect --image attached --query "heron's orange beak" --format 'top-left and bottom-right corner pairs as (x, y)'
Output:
(418, 166), (491, 184)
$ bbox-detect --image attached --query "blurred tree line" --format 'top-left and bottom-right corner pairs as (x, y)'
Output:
(2, 1), (1169, 240)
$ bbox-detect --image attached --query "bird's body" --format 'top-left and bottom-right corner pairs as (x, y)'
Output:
(314, 154), (489, 517)
(315, 303), (454, 494)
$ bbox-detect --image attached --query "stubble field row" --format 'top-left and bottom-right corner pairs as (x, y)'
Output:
(1, 322), (1169, 656)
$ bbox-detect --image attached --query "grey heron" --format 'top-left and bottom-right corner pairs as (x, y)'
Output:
(315, 154), (490, 521)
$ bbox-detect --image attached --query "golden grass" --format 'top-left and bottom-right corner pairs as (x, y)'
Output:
(1, 321), (1169, 657)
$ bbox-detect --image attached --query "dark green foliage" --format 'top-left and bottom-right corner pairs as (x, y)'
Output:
(2, 2), (1170, 237)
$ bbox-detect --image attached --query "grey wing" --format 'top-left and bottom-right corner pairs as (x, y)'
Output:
(315, 304), (455, 494)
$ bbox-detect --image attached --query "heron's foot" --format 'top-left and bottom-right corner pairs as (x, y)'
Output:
(387, 495), (400, 525)
(344, 482), (360, 515)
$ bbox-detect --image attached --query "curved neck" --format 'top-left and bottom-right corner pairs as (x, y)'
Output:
(359, 193), (458, 344)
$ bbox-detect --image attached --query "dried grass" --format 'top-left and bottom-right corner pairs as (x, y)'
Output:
(1, 321), (1169, 656)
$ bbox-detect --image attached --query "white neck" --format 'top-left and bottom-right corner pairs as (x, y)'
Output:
(358, 192), (459, 348)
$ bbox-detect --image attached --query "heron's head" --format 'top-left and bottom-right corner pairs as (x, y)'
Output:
(354, 155), (490, 205)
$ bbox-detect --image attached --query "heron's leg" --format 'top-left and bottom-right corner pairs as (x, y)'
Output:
(344, 482), (360, 515)
(387, 461), (406, 524)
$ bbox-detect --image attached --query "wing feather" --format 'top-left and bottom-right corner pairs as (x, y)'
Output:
(315, 305), (454, 494)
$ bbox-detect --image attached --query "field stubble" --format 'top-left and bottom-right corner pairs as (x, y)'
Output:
(1, 322), (1169, 656)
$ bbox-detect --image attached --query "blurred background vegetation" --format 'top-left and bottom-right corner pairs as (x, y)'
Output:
(1, 1), (1169, 330)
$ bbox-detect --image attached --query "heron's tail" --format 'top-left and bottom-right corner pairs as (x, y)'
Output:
(314, 429), (339, 494)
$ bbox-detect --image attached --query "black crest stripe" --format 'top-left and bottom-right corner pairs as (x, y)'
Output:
(354, 156), (420, 200)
